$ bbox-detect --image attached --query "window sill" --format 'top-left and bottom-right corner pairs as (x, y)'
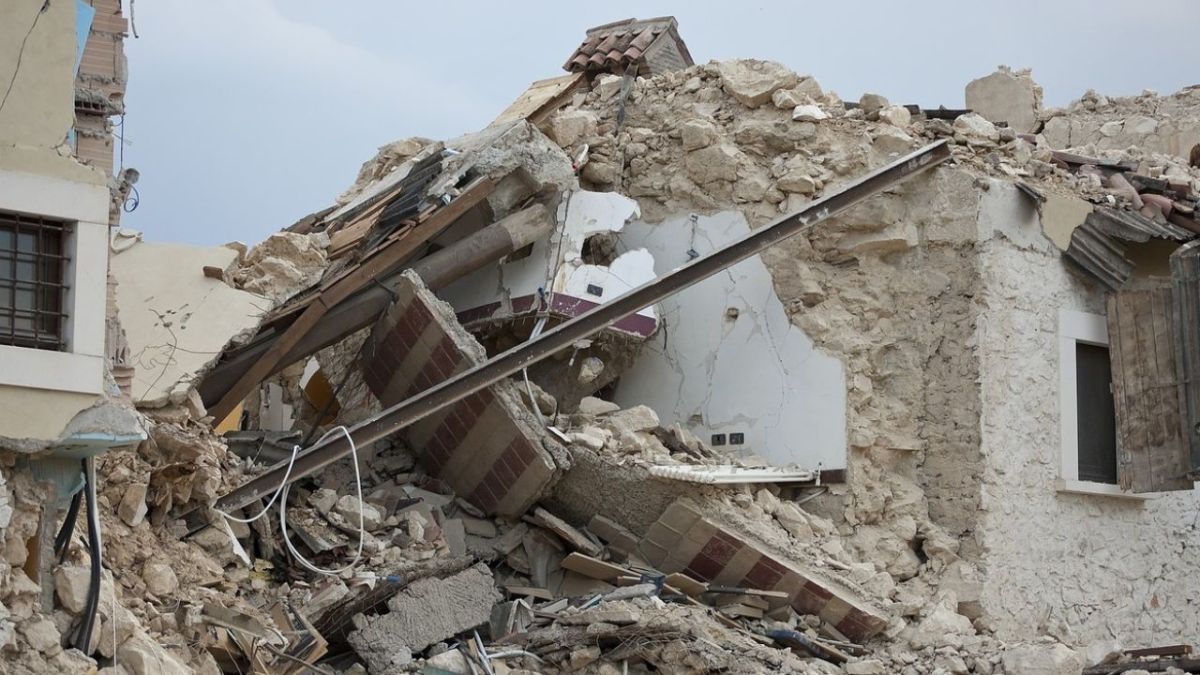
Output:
(0, 346), (104, 394)
(1055, 478), (1154, 501)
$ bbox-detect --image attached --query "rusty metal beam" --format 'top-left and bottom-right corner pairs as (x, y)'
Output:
(198, 140), (952, 528)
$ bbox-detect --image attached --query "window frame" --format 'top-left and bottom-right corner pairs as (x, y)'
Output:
(0, 169), (109, 395)
(1057, 308), (1152, 500)
(0, 211), (72, 351)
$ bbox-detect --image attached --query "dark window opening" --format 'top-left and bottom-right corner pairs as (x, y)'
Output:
(1076, 342), (1118, 484)
(0, 212), (69, 351)
(580, 232), (619, 266)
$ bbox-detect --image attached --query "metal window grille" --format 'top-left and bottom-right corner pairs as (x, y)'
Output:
(0, 212), (70, 351)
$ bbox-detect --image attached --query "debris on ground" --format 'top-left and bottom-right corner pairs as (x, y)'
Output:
(6, 13), (1200, 675)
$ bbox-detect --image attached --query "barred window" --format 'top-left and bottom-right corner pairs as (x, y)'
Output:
(0, 212), (69, 351)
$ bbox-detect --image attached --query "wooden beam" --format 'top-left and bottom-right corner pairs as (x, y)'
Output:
(204, 177), (497, 423)
(198, 202), (552, 407)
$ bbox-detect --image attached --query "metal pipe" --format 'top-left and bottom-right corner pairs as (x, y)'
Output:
(197, 203), (556, 407)
(201, 140), (951, 525)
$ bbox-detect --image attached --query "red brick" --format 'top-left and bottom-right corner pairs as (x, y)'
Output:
(684, 553), (723, 581)
(744, 556), (787, 590)
(792, 580), (835, 616)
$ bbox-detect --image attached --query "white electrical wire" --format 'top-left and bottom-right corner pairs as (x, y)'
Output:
(218, 426), (364, 577)
(522, 316), (550, 426)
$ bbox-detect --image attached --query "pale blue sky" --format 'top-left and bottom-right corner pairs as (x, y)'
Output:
(121, 0), (1200, 246)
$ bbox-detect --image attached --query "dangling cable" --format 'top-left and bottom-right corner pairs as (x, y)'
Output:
(218, 426), (364, 577)
(522, 316), (550, 426)
(54, 490), (82, 562)
(73, 457), (102, 652)
(279, 427), (363, 576)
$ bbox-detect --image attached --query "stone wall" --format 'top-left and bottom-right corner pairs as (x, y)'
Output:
(555, 60), (992, 591)
(1042, 87), (1200, 161)
(974, 178), (1200, 646)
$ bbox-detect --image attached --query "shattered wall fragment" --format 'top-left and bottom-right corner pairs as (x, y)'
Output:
(111, 239), (268, 408)
(614, 210), (847, 470)
(361, 271), (567, 517)
(348, 563), (499, 672)
(639, 499), (890, 642)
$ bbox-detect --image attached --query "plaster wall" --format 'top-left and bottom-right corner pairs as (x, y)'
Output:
(974, 178), (1200, 646)
(0, 385), (101, 443)
(111, 241), (269, 408)
(0, 0), (103, 186)
(439, 190), (657, 325)
(0, 162), (111, 445)
(613, 210), (847, 470)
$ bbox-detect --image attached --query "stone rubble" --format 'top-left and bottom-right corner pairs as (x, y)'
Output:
(5, 52), (1200, 675)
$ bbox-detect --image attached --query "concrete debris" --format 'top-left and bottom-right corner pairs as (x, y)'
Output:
(10, 15), (1200, 675)
(233, 231), (330, 304)
(348, 563), (498, 668)
(717, 59), (801, 108)
(793, 104), (830, 122)
(965, 66), (1043, 134)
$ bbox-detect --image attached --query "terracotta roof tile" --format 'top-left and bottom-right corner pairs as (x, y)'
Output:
(562, 17), (688, 74)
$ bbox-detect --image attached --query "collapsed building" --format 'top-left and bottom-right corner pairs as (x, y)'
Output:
(3, 7), (1200, 675)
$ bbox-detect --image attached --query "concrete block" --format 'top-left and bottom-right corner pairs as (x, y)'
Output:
(348, 563), (498, 670)
(638, 499), (889, 642)
(361, 272), (564, 517)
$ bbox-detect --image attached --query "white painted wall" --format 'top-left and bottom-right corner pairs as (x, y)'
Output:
(439, 190), (657, 324)
(974, 178), (1200, 646)
(614, 211), (847, 471)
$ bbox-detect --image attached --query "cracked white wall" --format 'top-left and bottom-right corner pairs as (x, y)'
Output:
(613, 211), (847, 470)
(974, 178), (1200, 646)
(439, 191), (657, 324)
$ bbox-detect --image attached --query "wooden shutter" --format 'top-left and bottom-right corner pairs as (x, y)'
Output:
(1107, 285), (1194, 492)
(1171, 240), (1200, 480)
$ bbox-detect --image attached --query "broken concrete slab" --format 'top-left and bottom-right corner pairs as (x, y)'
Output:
(638, 500), (889, 643)
(111, 239), (267, 408)
(716, 60), (800, 109)
(965, 66), (1043, 134)
(360, 271), (567, 518)
(235, 231), (329, 305)
(348, 563), (498, 669)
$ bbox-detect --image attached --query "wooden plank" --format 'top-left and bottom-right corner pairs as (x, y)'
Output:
(560, 552), (629, 582)
(1109, 288), (1194, 492)
(207, 298), (331, 426)
(204, 178), (497, 422)
(664, 572), (707, 597)
(1173, 241), (1200, 478)
(1084, 657), (1200, 674)
(525, 507), (603, 557)
(319, 177), (495, 308)
(489, 73), (585, 128)
(1126, 645), (1192, 658)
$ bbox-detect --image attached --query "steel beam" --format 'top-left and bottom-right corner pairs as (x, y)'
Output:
(201, 140), (952, 527)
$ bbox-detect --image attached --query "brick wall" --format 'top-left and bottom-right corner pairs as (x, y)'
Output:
(74, 114), (112, 175)
(361, 272), (562, 517)
(638, 500), (890, 642)
(74, 0), (128, 177)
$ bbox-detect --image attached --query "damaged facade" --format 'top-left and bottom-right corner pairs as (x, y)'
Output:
(4, 11), (1200, 675)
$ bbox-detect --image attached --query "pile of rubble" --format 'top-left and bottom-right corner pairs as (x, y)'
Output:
(5, 48), (1200, 675)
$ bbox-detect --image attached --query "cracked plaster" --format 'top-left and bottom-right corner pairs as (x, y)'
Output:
(614, 210), (846, 470)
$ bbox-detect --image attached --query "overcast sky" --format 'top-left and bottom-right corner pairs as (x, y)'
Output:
(121, 0), (1200, 246)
